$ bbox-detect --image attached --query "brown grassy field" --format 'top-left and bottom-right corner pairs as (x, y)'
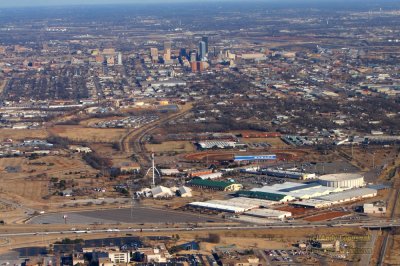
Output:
(49, 126), (127, 143)
(0, 129), (49, 140)
(146, 141), (196, 153)
(303, 211), (349, 222)
(0, 155), (97, 209)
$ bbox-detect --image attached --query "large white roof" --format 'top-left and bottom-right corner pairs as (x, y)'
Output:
(319, 173), (363, 181)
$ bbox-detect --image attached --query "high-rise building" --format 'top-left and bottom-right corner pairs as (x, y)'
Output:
(164, 49), (171, 61)
(202, 36), (209, 54)
(179, 48), (187, 58)
(117, 52), (123, 65)
(191, 61), (197, 73)
(150, 48), (159, 62)
(199, 41), (207, 61)
(190, 52), (197, 62)
(163, 41), (172, 62)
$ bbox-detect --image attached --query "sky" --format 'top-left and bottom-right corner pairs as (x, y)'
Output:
(0, 0), (225, 8)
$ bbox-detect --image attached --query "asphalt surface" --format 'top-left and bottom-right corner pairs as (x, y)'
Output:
(28, 207), (219, 225)
(1, 220), (400, 239)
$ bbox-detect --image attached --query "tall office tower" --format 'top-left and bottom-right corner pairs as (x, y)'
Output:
(163, 41), (172, 62)
(199, 41), (206, 61)
(164, 49), (171, 61)
(150, 47), (159, 62)
(190, 52), (197, 62)
(179, 48), (187, 58)
(117, 52), (123, 65)
(202, 36), (209, 54)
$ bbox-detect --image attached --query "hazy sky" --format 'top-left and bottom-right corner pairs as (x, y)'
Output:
(0, 0), (222, 8)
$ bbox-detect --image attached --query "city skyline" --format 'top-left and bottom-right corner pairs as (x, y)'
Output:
(0, 0), (385, 8)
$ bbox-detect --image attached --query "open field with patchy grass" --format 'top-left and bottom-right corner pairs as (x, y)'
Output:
(49, 126), (127, 143)
(146, 141), (196, 153)
(0, 129), (49, 140)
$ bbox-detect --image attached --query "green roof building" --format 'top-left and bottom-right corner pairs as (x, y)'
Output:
(189, 179), (243, 191)
(235, 190), (295, 202)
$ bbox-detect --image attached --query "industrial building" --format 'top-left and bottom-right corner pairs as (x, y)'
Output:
(195, 172), (223, 180)
(316, 187), (377, 203)
(177, 186), (192, 197)
(196, 140), (237, 149)
(318, 173), (365, 188)
(244, 209), (292, 220)
(188, 197), (279, 214)
(189, 201), (246, 213)
(363, 202), (386, 214)
(160, 169), (180, 176)
(261, 168), (316, 180)
(250, 182), (344, 200)
(150, 186), (174, 198)
(293, 187), (378, 208)
(188, 179), (243, 191)
(235, 191), (295, 202)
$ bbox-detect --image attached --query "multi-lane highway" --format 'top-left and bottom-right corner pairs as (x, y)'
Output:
(1, 220), (399, 239)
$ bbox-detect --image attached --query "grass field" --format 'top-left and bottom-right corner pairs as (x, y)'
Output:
(49, 126), (127, 143)
(0, 129), (49, 140)
(303, 211), (349, 222)
(146, 141), (196, 153)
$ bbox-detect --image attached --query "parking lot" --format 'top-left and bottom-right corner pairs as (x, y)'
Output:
(28, 207), (220, 224)
(263, 249), (308, 265)
(93, 115), (158, 128)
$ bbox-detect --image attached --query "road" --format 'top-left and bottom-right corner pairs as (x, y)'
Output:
(376, 163), (399, 266)
(377, 188), (400, 266)
(1, 220), (399, 239)
(120, 103), (193, 165)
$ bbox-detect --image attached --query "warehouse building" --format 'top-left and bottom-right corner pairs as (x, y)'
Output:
(363, 202), (386, 214)
(235, 190), (295, 202)
(195, 172), (223, 180)
(290, 187), (378, 208)
(250, 182), (344, 200)
(188, 179), (243, 191)
(177, 186), (192, 197)
(316, 187), (377, 204)
(196, 140), (237, 149)
(188, 197), (278, 214)
(160, 169), (180, 176)
(244, 208), (292, 220)
(151, 186), (174, 198)
(291, 199), (334, 209)
(261, 168), (316, 180)
(189, 201), (246, 213)
(318, 173), (365, 188)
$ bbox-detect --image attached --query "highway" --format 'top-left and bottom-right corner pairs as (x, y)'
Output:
(121, 103), (193, 165)
(1, 220), (399, 239)
(377, 188), (400, 266)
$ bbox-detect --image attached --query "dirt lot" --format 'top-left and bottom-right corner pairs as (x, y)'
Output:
(275, 206), (311, 217)
(49, 126), (127, 143)
(146, 141), (196, 153)
(303, 211), (350, 222)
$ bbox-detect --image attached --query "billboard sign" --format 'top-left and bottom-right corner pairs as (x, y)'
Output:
(234, 155), (276, 161)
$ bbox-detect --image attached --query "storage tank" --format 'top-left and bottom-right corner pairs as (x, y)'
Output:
(318, 173), (364, 188)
